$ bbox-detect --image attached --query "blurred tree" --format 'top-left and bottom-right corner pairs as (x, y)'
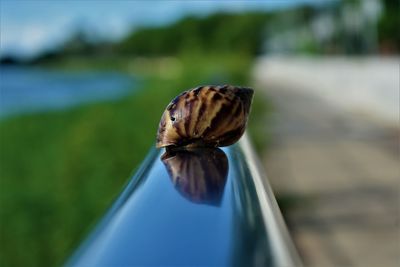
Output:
(378, 0), (400, 53)
(117, 13), (272, 56)
(61, 30), (96, 55)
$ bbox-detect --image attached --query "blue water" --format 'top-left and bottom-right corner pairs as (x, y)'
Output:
(0, 66), (135, 118)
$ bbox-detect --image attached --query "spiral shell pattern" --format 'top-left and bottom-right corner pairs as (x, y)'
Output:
(156, 85), (254, 148)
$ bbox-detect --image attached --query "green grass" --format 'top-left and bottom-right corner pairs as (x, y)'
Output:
(0, 54), (268, 267)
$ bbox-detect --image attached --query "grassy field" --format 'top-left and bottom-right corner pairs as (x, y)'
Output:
(0, 54), (267, 267)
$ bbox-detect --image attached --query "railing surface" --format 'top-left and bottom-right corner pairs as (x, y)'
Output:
(67, 134), (301, 266)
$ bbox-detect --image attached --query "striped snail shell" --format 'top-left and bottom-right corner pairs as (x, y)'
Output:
(156, 85), (254, 148)
(161, 147), (228, 205)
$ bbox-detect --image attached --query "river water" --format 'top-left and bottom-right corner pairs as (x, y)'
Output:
(0, 66), (135, 118)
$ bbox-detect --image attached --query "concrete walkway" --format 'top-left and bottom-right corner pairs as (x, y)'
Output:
(253, 57), (399, 267)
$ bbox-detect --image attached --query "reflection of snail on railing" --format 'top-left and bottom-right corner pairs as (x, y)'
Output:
(161, 148), (228, 206)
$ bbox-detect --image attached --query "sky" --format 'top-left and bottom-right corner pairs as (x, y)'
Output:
(0, 0), (327, 58)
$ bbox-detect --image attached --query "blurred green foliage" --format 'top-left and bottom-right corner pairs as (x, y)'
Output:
(378, 0), (400, 52)
(26, 12), (271, 67)
(118, 13), (271, 56)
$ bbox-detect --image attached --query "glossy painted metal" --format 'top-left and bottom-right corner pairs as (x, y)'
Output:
(67, 134), (301, 267)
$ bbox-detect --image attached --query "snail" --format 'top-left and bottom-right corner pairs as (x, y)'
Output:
(161, 147), (228, 205)
(156, 85), (254, 148)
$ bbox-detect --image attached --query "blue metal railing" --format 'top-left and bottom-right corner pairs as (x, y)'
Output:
(66, 134), (301, 266)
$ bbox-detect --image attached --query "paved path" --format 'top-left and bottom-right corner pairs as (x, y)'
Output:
(253, 57), (399, 267)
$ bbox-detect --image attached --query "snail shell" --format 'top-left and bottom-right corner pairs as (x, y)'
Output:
(161, 147), (228, 205)
(156, 85), (254, 148)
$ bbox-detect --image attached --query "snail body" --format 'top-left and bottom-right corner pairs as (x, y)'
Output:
(156, 85), (253, 148)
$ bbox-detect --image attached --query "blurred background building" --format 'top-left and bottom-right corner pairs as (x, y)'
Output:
(0, 0), (399, 266)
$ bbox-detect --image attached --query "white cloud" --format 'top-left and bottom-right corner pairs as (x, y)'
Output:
(1, 19), (72, 58)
